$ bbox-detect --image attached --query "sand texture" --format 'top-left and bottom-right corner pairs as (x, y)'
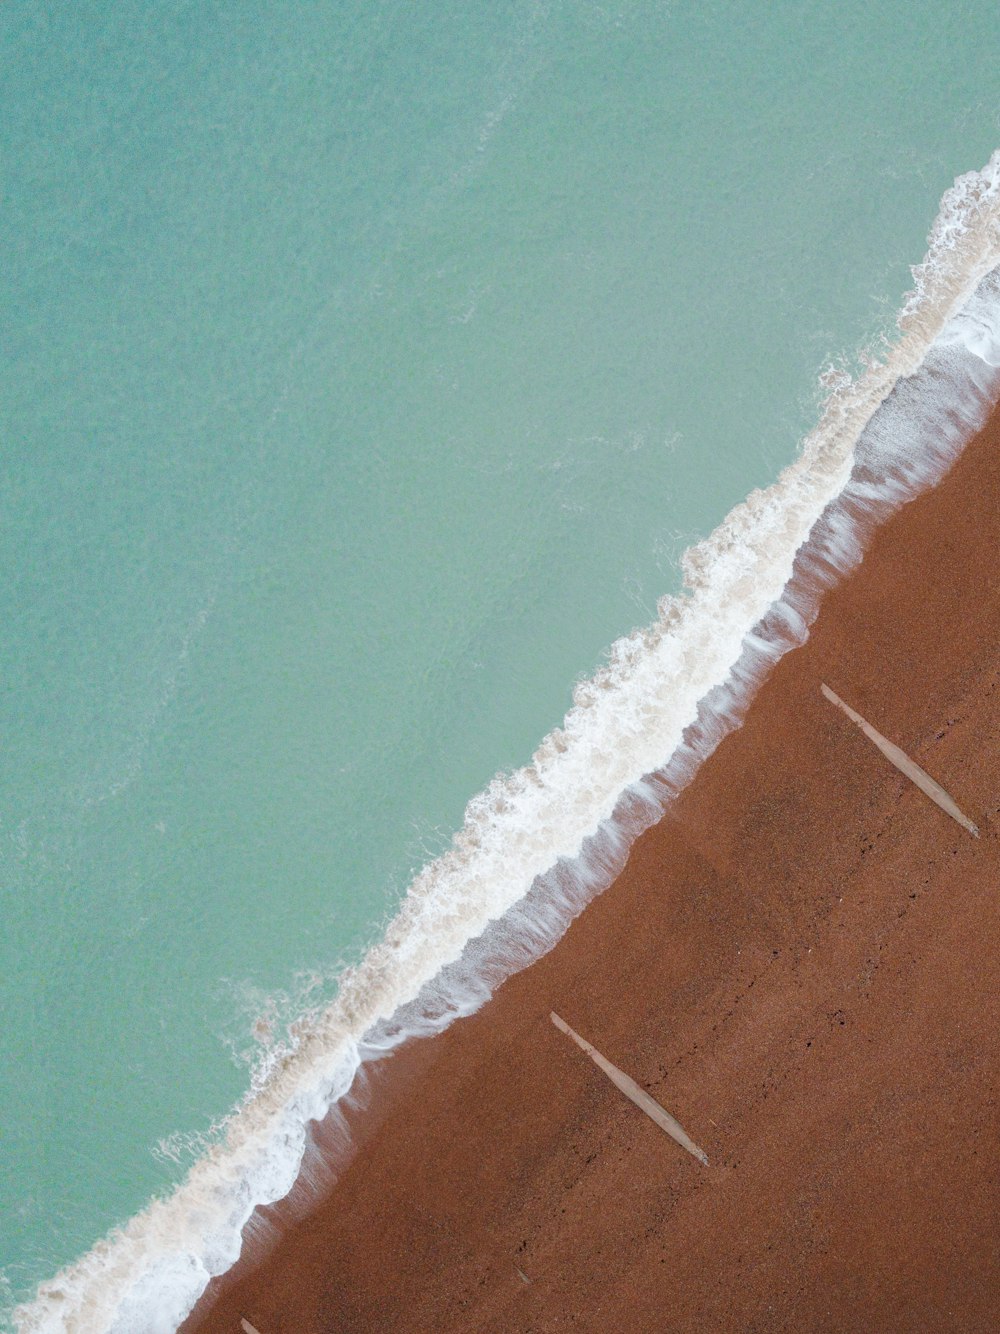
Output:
(186, 402), (1000, 1333)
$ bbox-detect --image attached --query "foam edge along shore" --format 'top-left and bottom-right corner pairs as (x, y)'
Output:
(13, 152), (1000, 1334)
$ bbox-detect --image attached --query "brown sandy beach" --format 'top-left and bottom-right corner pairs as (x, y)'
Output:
(188, 400), (1000, 1333)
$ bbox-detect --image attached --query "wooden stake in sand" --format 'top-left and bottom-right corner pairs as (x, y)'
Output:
(820, 683), (979, 838)
(240, 1320), (263, 1334)
(550, 1012), (709, 1165)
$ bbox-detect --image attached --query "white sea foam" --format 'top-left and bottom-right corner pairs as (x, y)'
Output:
(14, 152), (1000, 1333)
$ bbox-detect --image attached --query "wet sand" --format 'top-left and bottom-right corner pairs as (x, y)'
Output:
(186, 400), (1000, 1333)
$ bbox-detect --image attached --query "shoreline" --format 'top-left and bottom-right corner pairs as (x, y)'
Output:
(187, 390), (1000, 1328)
(16, 158), (1000, 1328)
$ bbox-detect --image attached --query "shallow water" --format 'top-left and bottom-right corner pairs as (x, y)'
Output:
(4, 1), (1000, 1325)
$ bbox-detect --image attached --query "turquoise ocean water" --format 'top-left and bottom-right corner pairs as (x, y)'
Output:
(3, 1), (1000, 1324)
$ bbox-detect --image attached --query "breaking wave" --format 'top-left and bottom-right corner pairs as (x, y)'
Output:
(14, 152), (1000, 1333)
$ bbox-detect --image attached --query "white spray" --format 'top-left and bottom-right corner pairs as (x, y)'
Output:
(13, 153), (1000, 1334)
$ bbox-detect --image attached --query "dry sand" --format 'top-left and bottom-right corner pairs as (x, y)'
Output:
(186, 400), (1000, 1333)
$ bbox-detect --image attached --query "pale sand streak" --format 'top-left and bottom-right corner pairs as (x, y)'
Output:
(820, 683), (980, 837)
(550, 1012), (709, 1165)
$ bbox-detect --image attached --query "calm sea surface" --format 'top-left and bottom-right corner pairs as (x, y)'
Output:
(3, 0), (999, 1313)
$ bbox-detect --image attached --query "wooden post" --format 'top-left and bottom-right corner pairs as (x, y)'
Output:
(550, 1012), (709, 1165)
(820, 684), (979, 838)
